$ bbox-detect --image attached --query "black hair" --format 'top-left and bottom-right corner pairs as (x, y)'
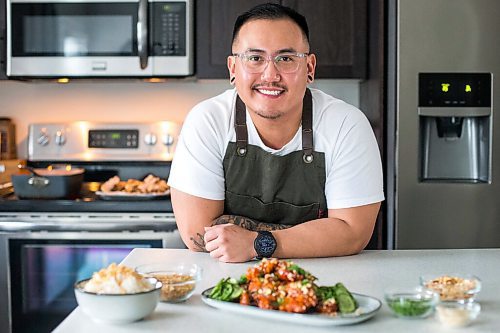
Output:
(232, 3), (310, 46)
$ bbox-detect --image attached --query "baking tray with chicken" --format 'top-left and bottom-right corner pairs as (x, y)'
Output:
(96, 174), (170, 201)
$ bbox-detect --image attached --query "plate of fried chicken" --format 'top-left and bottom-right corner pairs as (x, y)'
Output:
(96, 174), (170, 200)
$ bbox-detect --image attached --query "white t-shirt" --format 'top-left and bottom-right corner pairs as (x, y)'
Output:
(168, 88), (384, 209)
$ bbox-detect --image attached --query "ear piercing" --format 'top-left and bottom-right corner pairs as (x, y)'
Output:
(230, 77), (236, 84)
(307, 74), (314, 83)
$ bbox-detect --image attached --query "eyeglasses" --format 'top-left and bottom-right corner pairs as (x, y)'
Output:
(232, 51), (309, 74)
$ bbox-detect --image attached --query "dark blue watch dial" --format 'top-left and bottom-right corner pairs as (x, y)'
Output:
(255, 232), (276, 257)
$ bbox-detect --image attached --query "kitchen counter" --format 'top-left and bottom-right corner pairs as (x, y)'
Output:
(54, 249), (500, 333)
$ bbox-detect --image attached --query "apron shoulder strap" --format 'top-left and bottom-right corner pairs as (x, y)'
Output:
(302, 89), (314, 163)
(235, 89), (314, 161)
(235, 95), (248, 156)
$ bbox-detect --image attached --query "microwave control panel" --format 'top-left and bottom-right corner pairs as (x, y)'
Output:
(152, 2), (187, 56)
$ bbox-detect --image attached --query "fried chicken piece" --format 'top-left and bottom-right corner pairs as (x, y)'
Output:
(143, 174), (159, 184)
(124, 179), (141, 193)
(155, 179), (169, 192)
(114, 181), (126, 191)
(275, 261), (302, 282)
(316, 298), (339, 314)
(239, 291), (251, 306)
(137, 174), (169, 193)
(100, 176), (121, 192)
(278, 281), (317, 313)
(254, 294), (275, 310)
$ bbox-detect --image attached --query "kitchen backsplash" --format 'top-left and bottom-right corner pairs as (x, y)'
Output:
(0, 79), (360, 158)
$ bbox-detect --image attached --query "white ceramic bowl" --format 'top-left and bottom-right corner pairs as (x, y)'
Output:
(74, 277), (161, 324)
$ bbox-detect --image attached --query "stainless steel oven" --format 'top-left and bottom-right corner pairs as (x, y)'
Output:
(6, 0), (194, 77)
(0, 229), (184, 333)
(0, 121), (185, 333)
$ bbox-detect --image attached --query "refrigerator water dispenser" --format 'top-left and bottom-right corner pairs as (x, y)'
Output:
(418, 73), (492, 183)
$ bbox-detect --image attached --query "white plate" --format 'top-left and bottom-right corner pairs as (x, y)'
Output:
(201, 288), (381, 326)
(95, 190), (170, 201)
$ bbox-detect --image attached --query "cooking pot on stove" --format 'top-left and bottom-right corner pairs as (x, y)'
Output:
(11, 164), (84, 199)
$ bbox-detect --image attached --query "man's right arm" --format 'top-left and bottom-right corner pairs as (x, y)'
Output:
(171, 187), (224, 251)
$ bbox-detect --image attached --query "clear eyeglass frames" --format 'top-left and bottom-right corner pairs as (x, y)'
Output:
(232, 52), (309, 74)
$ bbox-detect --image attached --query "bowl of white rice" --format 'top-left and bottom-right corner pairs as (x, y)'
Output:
(74, 263), (162, 324)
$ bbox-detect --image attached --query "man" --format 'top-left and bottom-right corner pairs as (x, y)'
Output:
(168, 3), (384, 263)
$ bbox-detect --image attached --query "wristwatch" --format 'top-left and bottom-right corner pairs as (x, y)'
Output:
(254, 231), (277, 258)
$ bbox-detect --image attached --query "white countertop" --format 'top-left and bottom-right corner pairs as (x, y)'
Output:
(54, 248), (500, 333)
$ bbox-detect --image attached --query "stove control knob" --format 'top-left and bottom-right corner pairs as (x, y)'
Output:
(37, 132), (50, 146)
(55, 130), (66, 146)
(144, 133), (157, 146)
(162, 133), (174, 146)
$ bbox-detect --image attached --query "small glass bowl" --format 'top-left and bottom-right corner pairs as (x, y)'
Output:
(385, 286), (439, 319)
(136, 263), (202, 303)
(436, 301), (481, 327)
(420, 274), (481, 302)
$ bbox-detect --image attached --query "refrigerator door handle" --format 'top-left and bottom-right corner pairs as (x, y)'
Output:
(137, 0), (149, 69)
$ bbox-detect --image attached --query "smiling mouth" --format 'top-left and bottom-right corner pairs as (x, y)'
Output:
(254, 87), (286, 96)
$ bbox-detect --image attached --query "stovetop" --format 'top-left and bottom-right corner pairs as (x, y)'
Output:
(0, 182), (173, 213)
(0, 178), (175, 230)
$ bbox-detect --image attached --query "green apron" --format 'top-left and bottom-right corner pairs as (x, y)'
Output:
(223, 89), (328, 226)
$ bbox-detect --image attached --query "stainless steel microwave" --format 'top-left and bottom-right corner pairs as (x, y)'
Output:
(6, 0), (193, 77)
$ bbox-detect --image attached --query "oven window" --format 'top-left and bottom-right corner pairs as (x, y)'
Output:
(11, 3), (138, 56)
(9, 238), (162, 333)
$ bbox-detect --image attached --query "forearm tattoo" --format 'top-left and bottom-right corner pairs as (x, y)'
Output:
(190, 233), (206, 252)
(190, 215), (291, 251)
(212, 215), (292, 231)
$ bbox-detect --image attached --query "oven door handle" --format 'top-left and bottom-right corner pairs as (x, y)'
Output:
(0, 221), (177, 232)
(137, 0), (149, 69)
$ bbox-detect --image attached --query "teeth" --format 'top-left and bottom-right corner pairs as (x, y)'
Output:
(258, 89), (282, 96)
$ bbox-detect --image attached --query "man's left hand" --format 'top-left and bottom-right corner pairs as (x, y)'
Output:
(203, 224), (257, 263)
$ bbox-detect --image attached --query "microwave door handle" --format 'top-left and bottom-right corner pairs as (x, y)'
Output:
(137, 0), (148, 69)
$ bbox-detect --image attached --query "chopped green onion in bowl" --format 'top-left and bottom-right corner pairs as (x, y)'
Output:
(385, 287), (438, 318)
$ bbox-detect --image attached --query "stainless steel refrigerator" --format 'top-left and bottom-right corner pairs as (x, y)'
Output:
(386, 0), (500, 249)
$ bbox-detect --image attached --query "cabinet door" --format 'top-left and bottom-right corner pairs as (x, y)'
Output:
(282, 0), (367, 78)
(196, 0), (279, 78)
(0, 0), (6, 79)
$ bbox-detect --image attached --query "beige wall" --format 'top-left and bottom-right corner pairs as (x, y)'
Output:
(0, 79), (360, 158)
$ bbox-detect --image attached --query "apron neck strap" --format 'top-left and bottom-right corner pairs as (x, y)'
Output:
(302, 88), (314, 163)
(234, 88), (314, 162)
(235, 95), (248, 156)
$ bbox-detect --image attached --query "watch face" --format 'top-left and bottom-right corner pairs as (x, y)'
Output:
(255, 232), (276, 257)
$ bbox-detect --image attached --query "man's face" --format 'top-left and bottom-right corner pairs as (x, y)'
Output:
(228, 19), (316, 121)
